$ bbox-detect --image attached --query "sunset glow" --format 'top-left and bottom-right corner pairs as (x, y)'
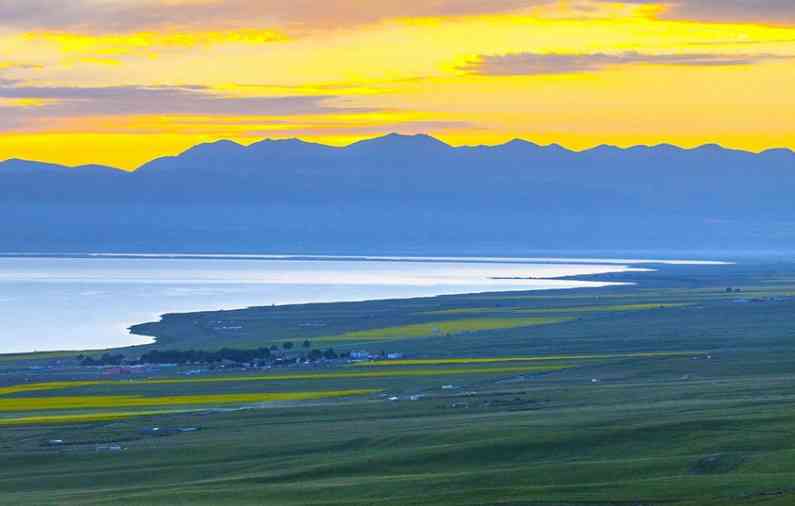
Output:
(1, 0), (794, 169)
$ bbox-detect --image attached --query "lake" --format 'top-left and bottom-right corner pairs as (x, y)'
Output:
(0, 254), (666, 353)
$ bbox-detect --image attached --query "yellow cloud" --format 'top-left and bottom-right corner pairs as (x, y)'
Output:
(25, 29), (287, 60)
(0, 108), (474, 169)
(2, 3), (795, 167)
(0, 98), (56, 108)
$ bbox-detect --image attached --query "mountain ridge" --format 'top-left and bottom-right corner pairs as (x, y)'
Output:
(2, 133), (794, 254)
(2, 133), (793, 173)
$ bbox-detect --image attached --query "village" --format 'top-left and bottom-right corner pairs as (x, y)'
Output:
(69, 345), (406, 378)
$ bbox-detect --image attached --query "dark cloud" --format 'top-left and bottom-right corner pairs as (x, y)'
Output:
(0, 0), (544, 33)
(672, 1), (795, 25)
(0, 113), (26, 132)
(607, 0), (795, 25)
(461, 51), (792, 75)
(0, 83), (366, 117)
(1, 1), (794, 33)
(0, 63), (40, 86)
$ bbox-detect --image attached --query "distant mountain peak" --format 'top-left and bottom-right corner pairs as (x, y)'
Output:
(385, 132), (445, 143)
(501, 138), (541, 148)
(694, 143), (725, 151)
(180, 139), (245, 157)
(761, 147), (795, 156)
(587, 144), (623, 154)
(653, 143), (681, 150)
(347, 133), (451, 151)
(248, 137), (337, 151)
(251, 137), (311, 146)
(0, 158), (123, 173)
(1, 158), (61, 168)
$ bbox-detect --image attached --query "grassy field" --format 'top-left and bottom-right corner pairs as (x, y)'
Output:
(423, 302), (693, 315)
(357, 351), (702, 367)
(0, 364), (572, 402)
(3, 259), (795, 504)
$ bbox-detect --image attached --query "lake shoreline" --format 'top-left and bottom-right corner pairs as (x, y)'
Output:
(0, 255), (726, 355)
(127, 277), (635, 352)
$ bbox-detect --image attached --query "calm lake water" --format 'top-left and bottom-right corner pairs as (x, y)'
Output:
(0, 255), (660, 353)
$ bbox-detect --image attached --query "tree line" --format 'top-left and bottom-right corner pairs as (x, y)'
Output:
(78, 344), (343, 367)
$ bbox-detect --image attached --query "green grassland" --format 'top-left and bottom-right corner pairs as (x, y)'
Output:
(357, 351), (701, 367)
(423, 302), (693, 315)
(0, 350), (96, 363)
(3, 260), (795, 504)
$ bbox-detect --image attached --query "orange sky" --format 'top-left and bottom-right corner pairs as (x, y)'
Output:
(0, 0), (794, 169)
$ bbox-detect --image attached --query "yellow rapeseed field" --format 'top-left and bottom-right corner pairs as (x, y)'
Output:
(0, 410), (183, 426)
(0, 381), (104, 396)
(0, 365), (572, 396)
(311, 316), (574, 342)
(0, 389), (379, 412)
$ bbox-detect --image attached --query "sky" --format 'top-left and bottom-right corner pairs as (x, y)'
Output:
(0, 0), (794, 169)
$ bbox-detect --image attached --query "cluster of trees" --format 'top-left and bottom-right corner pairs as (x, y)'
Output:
(306, 348), (339, 361)
(78, 353), (125, 366)
(78, 343), (342, 367)
(139, 347), (275, 365)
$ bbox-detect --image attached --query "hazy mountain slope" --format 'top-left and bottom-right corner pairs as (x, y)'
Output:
(1, 134), (793, 254)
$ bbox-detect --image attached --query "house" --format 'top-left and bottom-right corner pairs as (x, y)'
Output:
(96, 444), (124, 452)
(102, 367), (132, 376)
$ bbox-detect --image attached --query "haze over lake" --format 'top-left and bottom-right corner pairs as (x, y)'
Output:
(0, 254), (667, 354)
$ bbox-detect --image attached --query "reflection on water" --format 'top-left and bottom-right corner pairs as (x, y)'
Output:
(0, 256), (646, 353)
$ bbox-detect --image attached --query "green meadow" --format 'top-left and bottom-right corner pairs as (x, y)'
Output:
(3, 260), (795, 504)
(423, 302), (692, 315)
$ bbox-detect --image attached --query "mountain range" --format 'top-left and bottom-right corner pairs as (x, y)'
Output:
(2, 133), (794, 255)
